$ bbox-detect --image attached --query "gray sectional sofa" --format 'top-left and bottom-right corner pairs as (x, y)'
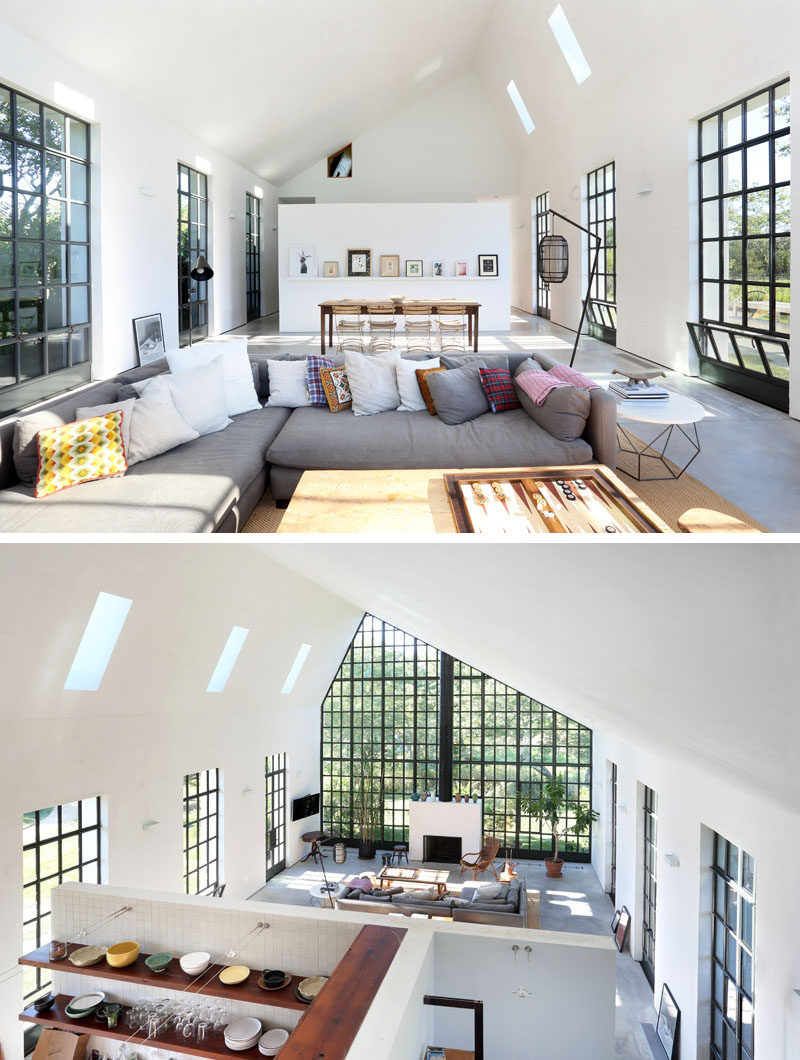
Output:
(335, 876), (528, 928)
(0, 347), (617, 533)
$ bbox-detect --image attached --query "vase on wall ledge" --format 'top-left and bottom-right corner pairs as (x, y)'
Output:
(455, 793), (462, 802)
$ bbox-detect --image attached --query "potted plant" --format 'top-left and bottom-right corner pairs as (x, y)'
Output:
(354, 743), (384, 860)
(519, 775), (598, 878)
(471, 792), (479, 803)
(454, 792), (462, 802)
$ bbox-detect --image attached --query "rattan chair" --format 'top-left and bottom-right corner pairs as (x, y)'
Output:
(367, 302), (397, 352)
(332, 304), (366, 353)
(403, 302), (434, 354)
(459, 835), (501, 881)
(436, 303), (467, 353)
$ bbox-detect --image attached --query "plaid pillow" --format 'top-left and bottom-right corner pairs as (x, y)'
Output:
(305, 354), (333, 406)
(479, 366), (521, 413)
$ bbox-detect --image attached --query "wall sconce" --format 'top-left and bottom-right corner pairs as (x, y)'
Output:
(228, 211), (236, 220)
(142, 819), (160, 831)
(664, 853), (680, 868)
(617, 804), (628, 814)
(242, 786), (253, 797)
(637, 184), (654, 195)
(138, 185), (156, 198)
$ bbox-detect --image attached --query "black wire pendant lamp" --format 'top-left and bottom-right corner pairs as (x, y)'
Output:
(538, 234), (569, 285)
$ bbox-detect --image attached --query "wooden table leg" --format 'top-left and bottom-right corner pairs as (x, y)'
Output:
(320, 308), (327, 355)
(329, 311), (334, 351)
(472, 307), (479, 352)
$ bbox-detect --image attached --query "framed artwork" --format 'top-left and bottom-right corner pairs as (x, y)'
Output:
(432, 260), (444, 277)
(405, 259), (423, 278)
(327, 143), (352, 178)
(478, 253), (499, 277)
(614, 906), (631, 952)
(323, 261), (339, 278)
(380, 254), (400, 278)
(610, 909), (621, 933)
(347, 249), (371, 277)
(289, 245), (317, 277)
(456, 261), (467, 277)
(656, 984), (680, 1059)
(132, 313), (165, 366)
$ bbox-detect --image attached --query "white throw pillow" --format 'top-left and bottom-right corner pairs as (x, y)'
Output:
(134, 356), (231, 436)
(345, 350), (401, 416)
(396, 356), (440, 412)
(166, 338), (260, 417)
(76, 398), (137, 460)
(266, 359), (311, 407)
(125, 377), (199, 465)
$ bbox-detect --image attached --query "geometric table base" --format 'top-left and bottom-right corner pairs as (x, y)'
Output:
(617, 421), (701, 482)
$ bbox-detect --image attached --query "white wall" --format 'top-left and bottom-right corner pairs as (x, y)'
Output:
(278, 72), (518, 206)
(0, 23), (279, 384)
(278, 202), (511, 332)
(592, 727), (800, 1060)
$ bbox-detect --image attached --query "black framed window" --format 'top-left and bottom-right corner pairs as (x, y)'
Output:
(609, 762), (618, 905)
(641, 785), (658, 986)
(535, 191), (551, 318)
(22, 798), (103, 1001)
(693, 80), (790, 408)
(246, 192), (261, 322)
(321, 614), (592, 860)
(265, 753), (286, 883)
(585, 161), (616, 344)
(183, 769), (221, 895)
(177, 163), (209, 347)
(711, 835), (755, 1060)
(0, 84), (91, 415)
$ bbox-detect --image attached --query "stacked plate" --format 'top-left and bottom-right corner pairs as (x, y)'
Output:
(258, 1029), (289, 1056)
(224, 1017), (263, 1052)
(65, 991), (106, 1019)
(296, 976), (328, 1003)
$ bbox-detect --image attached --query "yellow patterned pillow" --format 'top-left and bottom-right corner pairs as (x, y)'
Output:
(35, 411), (128, 498)
(320, 365), (352, 413)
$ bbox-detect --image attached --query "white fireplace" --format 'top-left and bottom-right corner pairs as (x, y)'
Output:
(408, 798), (483, 862)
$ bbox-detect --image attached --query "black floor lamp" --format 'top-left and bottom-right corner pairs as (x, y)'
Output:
(537, 209), (601, 367)
(187, 254), (214, 347)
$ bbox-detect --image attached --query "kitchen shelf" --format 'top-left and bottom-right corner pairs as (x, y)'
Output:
(19, 943), (307, 1011)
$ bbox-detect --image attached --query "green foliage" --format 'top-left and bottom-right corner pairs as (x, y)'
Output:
(353, 741), (384, 844)
(519, 775), (598, 862)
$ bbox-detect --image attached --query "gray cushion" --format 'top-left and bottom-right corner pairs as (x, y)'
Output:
(441, 353), (509, 370)
(514, 357), (543, 375)
(514, 367), (591, 442)
(426, 363), (489, 425)
(117, 383), (139, 401)
(466, 901), (517, 913)
(266, 406), (593, 471)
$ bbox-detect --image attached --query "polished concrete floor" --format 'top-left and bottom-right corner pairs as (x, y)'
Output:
(249, 851), (656, 1059)
(232, 309), (800, 531)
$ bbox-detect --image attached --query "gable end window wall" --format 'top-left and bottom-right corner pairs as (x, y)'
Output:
(690, 79), (790, 411)
(177, 163), (209, 347)
(0, 84), (91, 416)
(321, 614), (593, 861)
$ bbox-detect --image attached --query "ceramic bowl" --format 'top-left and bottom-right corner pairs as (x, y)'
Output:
(69, 945), (106, 967)
(33, 993), (55, 1013)
(65, 991), (105, 1018)
(261, 969), (286, 987)
(297, 976), (327, 1000)
(145, 952), (173, 974)
(106, 941), (139, 968)
(225, 1017), (263, 1042)
(179, 950), (211, 976)
(219, 965), (249, 985)
(258, 1029), (289, 1056)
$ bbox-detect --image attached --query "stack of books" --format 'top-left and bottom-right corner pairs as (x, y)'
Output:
(609, 379), (670, 400)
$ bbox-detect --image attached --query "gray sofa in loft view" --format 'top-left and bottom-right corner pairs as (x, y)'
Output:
(334, 876), (528, 927)
(266, 348), (618, 503)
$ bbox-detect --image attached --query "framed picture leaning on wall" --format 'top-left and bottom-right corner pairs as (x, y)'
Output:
(132, 313), (165, 366)
(347, 249), (371, 277)
(289, 246), (317, 277)
(478, 253), (499, 277)
(614, 906), (630, 952)
(380, 254), (400, 278)
(656, 984), (680, 1060)
(405, 259), (423, 277)
(323, 261), (339, 277)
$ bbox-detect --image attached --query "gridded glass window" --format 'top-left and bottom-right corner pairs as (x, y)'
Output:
(265, 753), (286, 883)
(322, 615), (440, 843)
(177, 163), (209, 347)
(699, 80), (790, 340)
(246, 192), (261, 322)
(642, 785), (658, 986)
(0, 84), (91, 414)
(609, 762), (618, 905)
(183, 769), (221, 895)
(712, 834), (755, 1060)
(585, 161), (617, 344)
(452, 663), (592, 860)
(535, 191), (550, 318)
(22, 798), (103, 1001)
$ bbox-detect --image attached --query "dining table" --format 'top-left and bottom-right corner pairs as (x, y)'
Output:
(318, 298), (481, 355)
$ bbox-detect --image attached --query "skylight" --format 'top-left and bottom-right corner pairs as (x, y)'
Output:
(548, 5), (592, 85)
(64, 592), (133, 691)
(281, 644), (312, 695)
(207, 626), (249, 693)
(506, 80), (535, 134)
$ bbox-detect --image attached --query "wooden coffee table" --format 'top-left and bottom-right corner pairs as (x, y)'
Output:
(277, 465), (672, 534)
(378, 866), (449, 894)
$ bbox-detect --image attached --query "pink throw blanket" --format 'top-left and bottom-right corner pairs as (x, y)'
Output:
(516, 365), (600, 407)
(549, 364), (600, 390)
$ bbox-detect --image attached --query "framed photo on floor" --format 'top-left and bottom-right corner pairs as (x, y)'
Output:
(289, 245), (317, 277)
(478, 253), (499, 277)
(405, 259), (423, 277)
(614, 905), (631, 952)
(132, 313), (165, 366)
(323, 261), (339, 278)
(611, 909), (621, 933)
(656, 984), (680, 1059)
(380, 254), (400, 278)
(347, 249), (371, 277)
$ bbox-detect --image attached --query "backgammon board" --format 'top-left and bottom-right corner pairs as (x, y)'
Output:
(443, 467), (666, 534)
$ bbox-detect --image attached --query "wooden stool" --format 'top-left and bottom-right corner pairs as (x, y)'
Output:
(300, 830), (327, 864)
(381, 852), (393, 869)
(677, 507), (760, 533)
(392, 843), (409, 866)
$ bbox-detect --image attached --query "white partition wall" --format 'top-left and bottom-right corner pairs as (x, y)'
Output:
(408, 799), (482, 862)
(278, 202), (511, 332)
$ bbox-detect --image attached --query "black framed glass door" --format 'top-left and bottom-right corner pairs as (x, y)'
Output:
(265, 753), (286, 882)
(535, 192), (550, 318)
(177, 162), (209, 347)
(641, 785), (658, 986)
(609, 762), (617, 905)
(246, 192), (261, 322)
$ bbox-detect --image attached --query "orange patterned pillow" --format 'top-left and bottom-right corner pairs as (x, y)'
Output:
(416, 366), (447, 416)
(320, 365), (352, 413)
(35, 411), (128, 498)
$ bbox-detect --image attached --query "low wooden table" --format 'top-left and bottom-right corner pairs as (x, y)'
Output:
(318, 299), (481, 355)
(378, 866), (449, 894)
(277, 465), (673, 534)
